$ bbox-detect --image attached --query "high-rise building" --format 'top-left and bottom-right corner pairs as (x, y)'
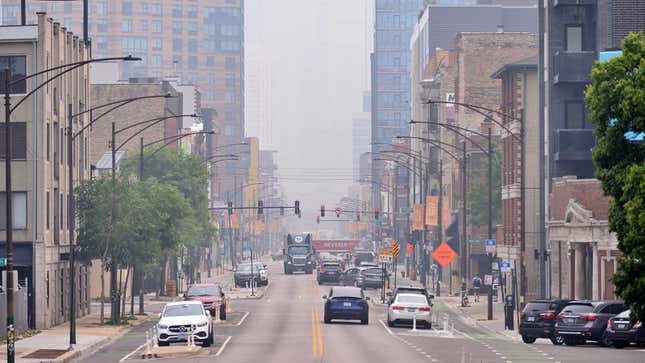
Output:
(352, 91), (371, 181)
(0, 0), (244, 138)
(370, 0), (424, 243)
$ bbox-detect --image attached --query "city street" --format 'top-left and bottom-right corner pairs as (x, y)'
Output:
(78, 262), (645, 363)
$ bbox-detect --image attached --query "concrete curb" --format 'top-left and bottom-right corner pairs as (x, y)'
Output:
(438, 299), (520, 341)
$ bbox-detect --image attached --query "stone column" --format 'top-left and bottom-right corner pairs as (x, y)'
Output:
(574, 244), (586, 299)
(592, 243), (599, 300)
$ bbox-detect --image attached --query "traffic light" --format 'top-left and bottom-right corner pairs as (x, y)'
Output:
(227, 201), (233, 214)
(320, 205), (325, 217)
(335, 208), (341, 218)
(257, 200), (263, 219)
(374, 207), (379, 220)
(295, 200), (301, 218)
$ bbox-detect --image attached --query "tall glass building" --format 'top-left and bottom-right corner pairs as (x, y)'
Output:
(370, 0), (424, 243)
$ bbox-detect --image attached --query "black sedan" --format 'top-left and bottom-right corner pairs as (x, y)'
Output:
(605, 309), (645, 348)
(555, 300), (626, 346)
(519, 299), (571, 345)
(323, 286), (370, 324)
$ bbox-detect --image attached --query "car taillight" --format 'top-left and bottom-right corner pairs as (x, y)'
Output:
(391, 306), (405, 311)
(418, 307), (431, 312)
(539, 311), (556, 319)
(556, 314), (564, 320)
(607, 320), (613, 330)
(634, 321), (642, 329)
(580, 314), (597, 321)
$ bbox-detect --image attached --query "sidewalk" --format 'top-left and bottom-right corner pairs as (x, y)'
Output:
(0, 312), (152, 363)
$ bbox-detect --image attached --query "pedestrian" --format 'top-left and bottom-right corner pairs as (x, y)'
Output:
(472, 275), (482, 302)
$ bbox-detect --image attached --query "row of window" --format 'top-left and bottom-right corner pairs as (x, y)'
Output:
(119, 36), (242, 54)
(91, 2), (239, 18)
(114, 19), (242, 38)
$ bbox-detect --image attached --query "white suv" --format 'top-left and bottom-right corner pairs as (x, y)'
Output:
(157, 301), (213, 346)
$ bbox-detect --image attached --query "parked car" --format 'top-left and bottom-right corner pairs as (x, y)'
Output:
(359, 261), (379, 268)
(605, 309), (645, 348)
(519, 299), (571, 345)
(317, 261), (342, 285)
(388, 286), (434, 306)
(387, 293), (432, 329)
(157, 301), (213, 347)
(555, 300), (626, 346)
(253, 262), (269, 286)
(234, 263), (261, 288)
(184, 283), (227, 320)
(323, 286), (370, 324)
(356, 267), (389, 289)
(339, 267), (364, 286)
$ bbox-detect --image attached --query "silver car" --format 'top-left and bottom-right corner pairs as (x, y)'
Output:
(387, 293), (432, 329)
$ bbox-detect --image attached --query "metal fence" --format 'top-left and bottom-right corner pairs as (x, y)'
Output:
(0, 288), (29, 339)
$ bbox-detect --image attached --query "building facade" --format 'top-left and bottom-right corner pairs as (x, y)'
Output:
(352, 91), (371, 181)
(0, 13), (91, 329)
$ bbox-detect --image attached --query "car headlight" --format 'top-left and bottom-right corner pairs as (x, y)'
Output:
(158, 324), (169, 329)
(197, 321), (208, 327)
(287, 261), (292, 264)
(307, 261), (312, 264)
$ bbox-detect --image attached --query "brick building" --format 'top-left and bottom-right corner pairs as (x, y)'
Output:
(547, 177), (618, 300)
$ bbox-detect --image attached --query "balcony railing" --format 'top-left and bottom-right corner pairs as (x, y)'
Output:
(554, 129), (596, 161)
(553, 51), (596, 84)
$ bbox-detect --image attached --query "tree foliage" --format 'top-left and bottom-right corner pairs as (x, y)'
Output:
(585, 33), (645, 319)
(466, 149), (502, 228)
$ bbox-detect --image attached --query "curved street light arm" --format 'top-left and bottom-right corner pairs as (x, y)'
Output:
(410, 119), (487, 138)
(396, 135), (462, 151)
(374, 158), (422, 178)
(115, 114), (197, 151)
(205, 154), (239, 162)
(376, 150), (428, 162)
(209, 157), (239, 165)
(213, 142), (249, 151)
(144, 131), (216, 161)
(409, 121), (489, 155)
(398, 135), (461, 161)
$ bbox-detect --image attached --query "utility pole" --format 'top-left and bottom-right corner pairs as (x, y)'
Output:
(5, 66), (16, 363)
(462, 141), (468, 283)
(67, 108), (76, 346)
(437, 159), (443, 297)
(487, 127), (494, 321)
(520, 109), (527, 307)
(110, 122), (119, 325)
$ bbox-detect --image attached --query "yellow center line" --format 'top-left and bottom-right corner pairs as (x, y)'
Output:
(315, 304), (324, 356)
(311, 305), (318, 356)
(309, 278), (324, 357)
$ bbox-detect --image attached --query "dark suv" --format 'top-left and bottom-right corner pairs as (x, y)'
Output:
(317, 261), (342, 285)
(519, 299), (571, 345)
(555, 300), (626, 346)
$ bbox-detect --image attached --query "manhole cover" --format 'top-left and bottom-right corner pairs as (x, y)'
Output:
(23, 349), (69, 359)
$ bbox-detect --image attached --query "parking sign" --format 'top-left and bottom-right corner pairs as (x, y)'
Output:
(485, 239), (496, 254)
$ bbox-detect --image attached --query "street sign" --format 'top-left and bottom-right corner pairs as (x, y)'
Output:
(432, 242), (457, 267)
(378, 254), (393, 263)
(467, 239), (484, 243)
(242, 246), (252, 258)
(485, 239), (497, 254)
(484, 274), (493, 286)
(425, 242), (434, 251)
(0, 258), (6, 266)
(400, 207), (413, 214)
(389, 240), (400, 257)
(500, 261), (511, 272)
(379, 248), (393, 256)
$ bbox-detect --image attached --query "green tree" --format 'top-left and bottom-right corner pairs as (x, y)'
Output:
(466, 150), (502, 228)
(585, 32), (645, 319)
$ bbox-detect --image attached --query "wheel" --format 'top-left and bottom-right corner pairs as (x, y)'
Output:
(158, 340), (169, 347)
(564, 337), (578, 346)
(425, 322), (432, 329)
(613, 340), (628, 349)
(318, 279), (323, 285)
(324, 313), (331, 324)
(361, 314), (369, 325)
(550, 334), (564, 345)
(339, 279), (345, 286)
(600, 332), (612, 347)
(220, 304), (227, 321)
(202, 335), (211, 347)
(354, 281), (359, 287)
(387, 319), (394, 327)
(521, 335), (537, 344)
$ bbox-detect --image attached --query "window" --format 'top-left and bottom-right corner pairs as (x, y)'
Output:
(151, 20), (162, 33)
(122, 37), (148, 52)
(151, 3), (162, 16)
(187, 22), (198, 36)
(225, 91), (235, 104)
(46, 191), (50, 228)
(121, 20), (133, 33)
(173, 22), (182, 35)
(95, 1), (108, 15)
(565, 101), (585, 129)
(173, 38), (183, 52)
(225, 109), (235, 121)
(221, 24), (241, 37)
(122, 2), (133, 15)
(566, 25), (582, 52)
(225, 57), (236, 71)
(0, 192), (27, 230)
(139, 20), (148, 32)
(187, 72), (198, 85)
(224, 124), (235, 136)
(0, 122), (27, 159)
(225, 73), (235, 88)
(46, 123), (50, 161)
(172, 4), (182, 17)
(188, 39), (198, 52)
(205, 91), (215, 101)
(64, 2), (73, 14)
(96, 19), (108, 32)
(188, 56), (198, 68)
(139, 2), (148, 14)
(96, 36), (108, 50)
(0, 55), (27, 94)
(151, 38), (162, 51)
(206, 57), (215, 67)
(207, 74), (216, 84)
(172, 55), (183, 68)
(151, 55), (163, 67)
(221, 41), (241, 52)
(187, 5), (198, 18)
(203, 40), (217, 53)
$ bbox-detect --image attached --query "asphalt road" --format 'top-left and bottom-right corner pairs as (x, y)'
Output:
(79, 263), (645, 363)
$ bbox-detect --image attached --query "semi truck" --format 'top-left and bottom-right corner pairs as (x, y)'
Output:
(283, 233), (315, 274)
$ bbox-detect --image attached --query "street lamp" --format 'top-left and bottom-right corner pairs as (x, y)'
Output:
(3, 55), (139, 360)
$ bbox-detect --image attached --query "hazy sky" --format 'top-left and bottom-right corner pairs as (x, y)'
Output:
(245, 0), (373, 222)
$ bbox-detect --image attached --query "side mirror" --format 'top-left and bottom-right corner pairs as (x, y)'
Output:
(205, 310), (211, 317)
(157, 313), (162, 318)
(322, 295), (327, 299)
(428, 294), (435, 299)
(386, 292), (393, 297)
(365, 296), (371, 301)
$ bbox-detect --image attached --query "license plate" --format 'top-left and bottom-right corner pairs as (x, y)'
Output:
(617, 324), (626, 329)
(407, 308), (416, 312)
(566, 318), (575, 323)
(178, 332), (188, 338)
(527, 316), (535, 322)
(344, 302), (352, 307)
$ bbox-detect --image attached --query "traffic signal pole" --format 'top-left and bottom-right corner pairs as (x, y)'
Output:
(437, 159), (443, 297)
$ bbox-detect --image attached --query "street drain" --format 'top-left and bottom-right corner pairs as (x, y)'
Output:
(23, 349), (69, 359)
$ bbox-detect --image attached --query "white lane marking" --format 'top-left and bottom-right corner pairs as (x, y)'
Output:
(237, 311), (250, 326)
(119, 343), (145, 362)
(215, 336), (232, 356)
(378, 319), (395, 336)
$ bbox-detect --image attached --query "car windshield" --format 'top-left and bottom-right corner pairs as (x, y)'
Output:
(616, 309), (631, 318)
(523, 302), (552, 312)
(323, 264), (340, 271)
(397, 288), (425, 295)
(331, 287), (363, 299)
(237, 264), (254, 272)
(289, 246), (309, 255)
(396, 295), (428, 304)
(561, 304), (594, 314)
(186, 286), (221, 297)
(363, 268), (382, 274)
(163, 304), (203, 317)
(254, 263), (265, 270)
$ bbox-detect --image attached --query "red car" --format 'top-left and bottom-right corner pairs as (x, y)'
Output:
(184, 283), (227, 320)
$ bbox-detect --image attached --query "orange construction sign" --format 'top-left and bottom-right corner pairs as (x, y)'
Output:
(432, 242), (457, 267)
